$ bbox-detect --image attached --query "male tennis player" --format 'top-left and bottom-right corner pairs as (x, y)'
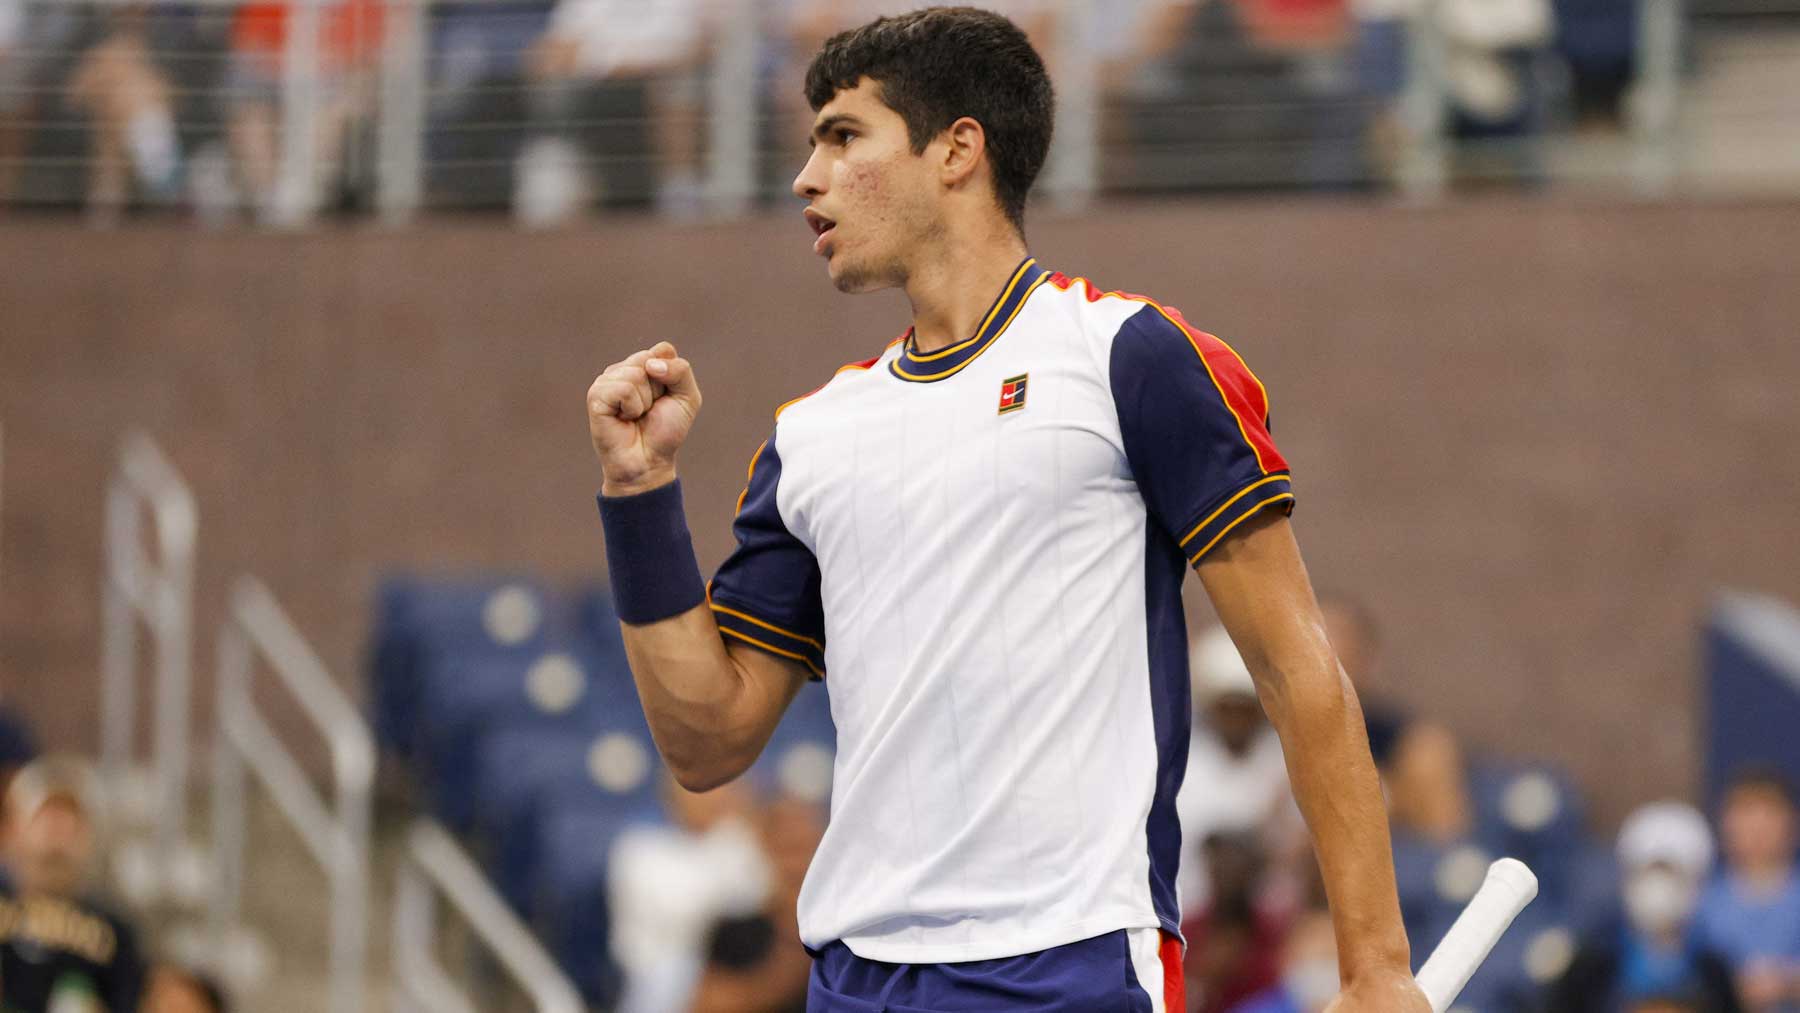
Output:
(587, 8), (1429, 1011)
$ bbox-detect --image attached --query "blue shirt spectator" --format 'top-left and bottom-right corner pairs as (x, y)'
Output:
(1546, 801), (1743, 1013)
(1694, 770), (1800, 1011)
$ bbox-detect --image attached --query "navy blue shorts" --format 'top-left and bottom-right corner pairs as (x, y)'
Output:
(807, 928), (1183, 1012)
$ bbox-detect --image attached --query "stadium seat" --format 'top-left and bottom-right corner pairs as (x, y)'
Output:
(474, 718), (658, 909)
(531, 795), (665, 1006)
(568, 582), (626, 654)
(416, 642), (636, 831)
(1468, 760), (1589, 911)
(367, 573), (554, 762)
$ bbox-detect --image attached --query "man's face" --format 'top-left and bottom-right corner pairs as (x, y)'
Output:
(5, 796), (93, 898)
(1721, 784), (1796, 872)
(792, 80), (942, 294)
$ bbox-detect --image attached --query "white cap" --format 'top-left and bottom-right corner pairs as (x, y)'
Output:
(1616, 801), (1714, 876)
(1190, 626), (1256, 703)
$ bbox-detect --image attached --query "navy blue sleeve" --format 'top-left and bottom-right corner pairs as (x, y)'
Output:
(708, 428), (827, 678)
(1110, 303), (1294, 566)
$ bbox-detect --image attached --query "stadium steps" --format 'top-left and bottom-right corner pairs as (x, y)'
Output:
(133, 789), (404, 1013)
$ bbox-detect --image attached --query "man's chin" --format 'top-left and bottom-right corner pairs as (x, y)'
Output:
(828, 255), (895, 295)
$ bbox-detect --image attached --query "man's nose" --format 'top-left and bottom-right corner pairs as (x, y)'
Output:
(793, 148), (826, 201)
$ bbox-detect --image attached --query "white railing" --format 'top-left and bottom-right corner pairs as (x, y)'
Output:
(391, 820), (586, 1013)
(1631, 0), (1688, 193)
(99, 431), (198, 883)
(210, 576), (373, 1013)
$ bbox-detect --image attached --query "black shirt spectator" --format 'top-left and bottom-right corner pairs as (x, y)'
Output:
(0, 759), (146, 1013)
(1546, 938), (1742, 1013)
(0, 888), (146, 1012)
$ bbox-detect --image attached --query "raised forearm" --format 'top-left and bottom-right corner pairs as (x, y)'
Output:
(619, 605), (795, 790)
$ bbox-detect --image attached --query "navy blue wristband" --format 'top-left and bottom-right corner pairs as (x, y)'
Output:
(597, 479), (707, 625)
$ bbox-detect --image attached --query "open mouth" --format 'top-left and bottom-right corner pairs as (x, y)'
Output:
(804, 209), (837, 254)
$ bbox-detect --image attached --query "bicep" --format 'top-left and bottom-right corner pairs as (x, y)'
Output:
(1194, 510), (1336, 694)
(724, 637), (811, 737)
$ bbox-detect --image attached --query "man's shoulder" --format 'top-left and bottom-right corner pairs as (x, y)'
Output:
(770, 335), (904, 427)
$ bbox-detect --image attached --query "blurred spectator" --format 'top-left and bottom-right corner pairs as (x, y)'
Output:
(1348, 0), (1415, 183)
(792, 0), (1054, 54)
(1436, 0), (1553, 184)
(0, 0), (25, 198)
(0, 757), (145, 1013)
(225, 0), (385, 220)
(1695, 770), (1800, 1012)
(65, 2), (183, 221)
(1388, 721), (1474, 846)
(421, 0), (554, 209)
(516, 0), (702, 225)
(1182, 831), (1289, 1013)
(686, 796), (822, 1013)
(1553, 0), (1636, 129)
(608, 772), (770, 1013)
(1546, 801), (1742, 1013)
(1223, 907), (1339, 1013)
(1177, 626), (1295, 914)
(140, 965), (227, 1013)
(1316, 591), (1408, 768)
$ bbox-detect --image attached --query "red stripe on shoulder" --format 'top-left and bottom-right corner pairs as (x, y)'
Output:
(772, 338), (895, 419)
(1157, 306), (1282, 474)
(1045, 273), (1281, 471)
(1157, 305), (1272, 423)
(1045, 272), (1155, 304)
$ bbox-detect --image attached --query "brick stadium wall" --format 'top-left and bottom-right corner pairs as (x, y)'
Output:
(2, 198), (1797, 826)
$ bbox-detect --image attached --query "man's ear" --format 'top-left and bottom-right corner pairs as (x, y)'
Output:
(940, 115), (987, 188)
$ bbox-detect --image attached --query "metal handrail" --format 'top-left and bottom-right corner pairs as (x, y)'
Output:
(99, 430), (198, 877)
(1631, 0), (1687, 193)
(211, 576), (373, 1013)
(391, 821), (585, 1013)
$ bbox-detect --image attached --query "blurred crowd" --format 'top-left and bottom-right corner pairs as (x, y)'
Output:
(2, 586), (1796, 1012)
(0, 0), (1646, 220)
(0, 724), (226, 1013)
(1173, 592), (1800, 1013)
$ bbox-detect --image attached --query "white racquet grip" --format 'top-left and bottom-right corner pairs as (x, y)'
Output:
(1414, 858), (1539, 1013)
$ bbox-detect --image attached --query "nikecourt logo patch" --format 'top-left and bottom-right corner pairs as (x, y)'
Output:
(998, 373), (1029, 415)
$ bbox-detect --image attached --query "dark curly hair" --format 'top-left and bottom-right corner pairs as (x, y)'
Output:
(804, 7), (1055, 232)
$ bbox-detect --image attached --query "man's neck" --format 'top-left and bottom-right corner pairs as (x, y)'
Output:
(903, 226), (1029, 355)
(1735, 859), (1795, 894)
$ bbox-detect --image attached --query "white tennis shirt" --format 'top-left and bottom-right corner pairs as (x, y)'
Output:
(706, 258), (1293, 963)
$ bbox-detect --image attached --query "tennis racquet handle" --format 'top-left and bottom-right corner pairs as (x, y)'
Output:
(1414, 857), (1539, 1013)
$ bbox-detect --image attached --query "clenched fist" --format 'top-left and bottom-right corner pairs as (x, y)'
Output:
(587, 341), (702, 496)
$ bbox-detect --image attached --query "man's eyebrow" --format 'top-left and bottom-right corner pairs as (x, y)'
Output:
(808, 114), (864, 147)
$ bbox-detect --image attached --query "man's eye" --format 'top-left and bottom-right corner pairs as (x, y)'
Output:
(837, 130), (856, 145)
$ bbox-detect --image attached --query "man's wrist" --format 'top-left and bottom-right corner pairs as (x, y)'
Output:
(1338, 939), (1414, 986)
(596, 478), (705, 625)
(601, 466), (678, 499)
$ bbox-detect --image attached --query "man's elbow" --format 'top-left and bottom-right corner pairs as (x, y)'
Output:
(660, 744), (757, 794)
(1248, 651), (1357, 730)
